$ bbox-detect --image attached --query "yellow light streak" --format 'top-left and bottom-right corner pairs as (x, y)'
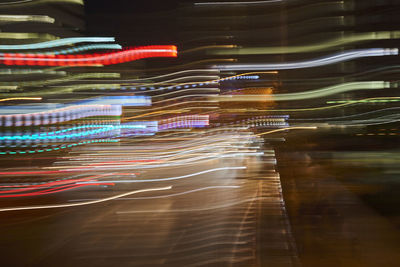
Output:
(256, 126), (317, 136)
(0, 97), (42, 102)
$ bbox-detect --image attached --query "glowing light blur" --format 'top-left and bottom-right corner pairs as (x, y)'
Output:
(0, 45), (178, 66)
(216, 48), (398, 70)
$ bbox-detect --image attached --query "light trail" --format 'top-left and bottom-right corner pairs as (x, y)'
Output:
(121, 71), (275, 91)
(69, 186), (240, 201)
(71, 133), (255, 154)
(0, 186), (172, 212)
(135, 69), (220, 81)
(210, 31), (400, 54)
(0, 36), (114, 50)
(41, 44), (122, 55)
(53, 136), (258, 158)
(256, 126), (317, 136)
(0, 68), (66, 75)
(0, 72), (119, 87)
(0, 173), (113, 188)
(236, 97), (400, 113)
(151, 88), (220, 99)
(216, 48), (398, 70)
(0, 32), (57, 41)
(290, 107), (400, 121)
(0, 139), (119, 155)
(0, 97), (41, 102)
(215, 82), (390, 102)
(180, 45), (237, 53)
(129, 58), (235, 73)
(122, 100), (218, 114)
(0, 182), (114, 198)
(0, 104), (121, 127)
(0, 125), (151, 141)
(0, 45), (177, 66)
(124, 75), (220, 88)
(0, 14), (54, 23)
(0, 83), (120, 97)
(0, 0), (83, 6)
(152, 94), (218, 105)
(76, 167), (246, 183)
(328, 115), (400, 127)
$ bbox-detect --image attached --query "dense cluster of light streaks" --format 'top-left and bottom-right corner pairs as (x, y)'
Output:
(2, 131), (260, 197)
(0, 129), (262, 196)
(1, 1), (399, 266)
(1, 38), (397, 210)
(0, 124), (152, 141)
(0, 104), (122, 126)
(72, 185), (241, 201)
(77, 167), (246, 184)
(17, 131), (263, 178)
(65, 149), (258, 171)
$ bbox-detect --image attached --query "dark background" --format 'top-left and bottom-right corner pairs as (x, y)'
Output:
(84, 0), (188, 46)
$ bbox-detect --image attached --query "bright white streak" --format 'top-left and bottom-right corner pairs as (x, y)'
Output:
(0, 186), (172, 212)
(69, 186), (240, 202)
(77, 166), (246, 183)
(216, 48), (398, 70)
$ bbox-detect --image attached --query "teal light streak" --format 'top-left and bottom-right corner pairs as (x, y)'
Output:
(0, 125), (147, 141)
(42, 44), (122, 55)
(0, 37), (116, 50)
(0, 139), (119, 155)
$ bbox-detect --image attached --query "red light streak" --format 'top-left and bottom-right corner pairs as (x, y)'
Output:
(0, 179), (95, 193)
(0, 45), (177, 66)
(0, 170), (140, 176)
(0, 173), (117, 197)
